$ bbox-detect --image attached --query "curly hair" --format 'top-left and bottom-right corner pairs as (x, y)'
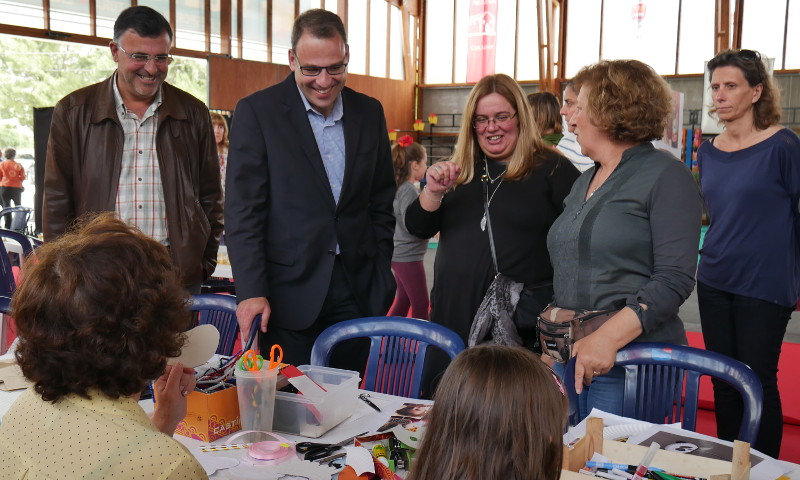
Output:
(13, 213), (190, 403)
(210, 112), (230, 151)
(392, 139), (426, 186)
(527, 91), (563, 135)
(572, 60), (672, 143)
(707, 49), (781, 129)
(450, 74), (550, 186)
(408, 346), (566, 480)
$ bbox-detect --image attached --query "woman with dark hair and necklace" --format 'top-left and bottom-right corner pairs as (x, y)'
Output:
(405, 74), (579, 354)
(697, 49), (800, 457)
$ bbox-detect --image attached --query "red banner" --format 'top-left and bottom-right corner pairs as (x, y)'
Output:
(466, 0), (498, 83)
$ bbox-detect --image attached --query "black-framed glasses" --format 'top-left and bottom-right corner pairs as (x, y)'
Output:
(293, 53), (347, 77)
(116, 44), (173, 66)
(472, 111), (518, 129)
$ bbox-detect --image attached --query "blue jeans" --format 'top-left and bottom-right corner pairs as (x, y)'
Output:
(697, 281), (792, 458)
(553, 361), (626, 421)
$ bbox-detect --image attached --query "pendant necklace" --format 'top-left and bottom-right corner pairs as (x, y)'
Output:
(481, 157), (507, 231)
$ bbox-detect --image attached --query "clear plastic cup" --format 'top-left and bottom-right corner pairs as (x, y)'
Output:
(234, 366), (278, 432)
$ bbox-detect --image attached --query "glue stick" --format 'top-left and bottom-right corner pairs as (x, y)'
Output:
(631, 442), (661, 480)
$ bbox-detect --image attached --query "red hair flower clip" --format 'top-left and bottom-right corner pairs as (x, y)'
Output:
(397, 135), (414, 148)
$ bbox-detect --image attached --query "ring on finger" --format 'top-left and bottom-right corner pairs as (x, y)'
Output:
(592, 370), (600, 377)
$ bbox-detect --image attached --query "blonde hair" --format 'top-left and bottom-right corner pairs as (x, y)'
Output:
(408, 346), (566, 480)
(450, 74), (550, 187)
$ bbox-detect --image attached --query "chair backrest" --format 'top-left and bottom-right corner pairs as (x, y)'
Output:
(564, 342), (763, 444)
(0, 229), (37, 256)
(0, 207), (32, 233)
(188, 294), (257, 356)
(0, 239), (16, 296)
(309, 316), (466, 399)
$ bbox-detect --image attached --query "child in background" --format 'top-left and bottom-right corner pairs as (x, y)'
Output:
(388, 135), (430, 319)
(408, 345), (566, 480)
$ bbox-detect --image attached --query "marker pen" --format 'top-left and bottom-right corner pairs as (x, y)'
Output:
(631, 442), (661, 480)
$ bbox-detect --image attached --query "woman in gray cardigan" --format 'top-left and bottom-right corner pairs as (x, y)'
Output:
(547, 60), (702, 420)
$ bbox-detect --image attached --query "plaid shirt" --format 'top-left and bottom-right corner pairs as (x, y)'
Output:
(112, 75), (169, 244)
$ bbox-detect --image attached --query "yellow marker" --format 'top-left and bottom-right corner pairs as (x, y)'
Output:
(372, 444), (387, 458)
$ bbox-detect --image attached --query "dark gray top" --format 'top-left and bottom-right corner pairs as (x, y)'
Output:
(393, 181), (428, 262)
(547, 143), (702, 344)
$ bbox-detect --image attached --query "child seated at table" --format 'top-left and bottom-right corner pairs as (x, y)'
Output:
(0, 213), (207, 478)
(408, 345), (566, 480)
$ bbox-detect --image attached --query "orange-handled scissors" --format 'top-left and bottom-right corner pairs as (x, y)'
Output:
(241, 349), (264, 372)
(268, 344), (283, 370)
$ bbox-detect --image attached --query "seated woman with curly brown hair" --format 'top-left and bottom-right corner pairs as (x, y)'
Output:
(0, 213), (207, 479)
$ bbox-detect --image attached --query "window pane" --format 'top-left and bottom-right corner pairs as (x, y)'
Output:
(369, 0), (388, 77)
(348, 0), (368, 75)
(139, 0), (170, 23)
(50, 0), (91, 35)
(494, 0), (516, 78)
(97, 0), (130, 39)
(389, 5), (405, 80)
(425, 0), (454, 83)
(602, 0), (679, 75)
(452, 0), (467, 83)
(272, 0), (293, 65)
(565, 0), (600, 77)
(300, 0), (321, 12)
(677, 0), (714, 74)
(323, 1), (336, 15)
(742, 0), (787, 69)
(0, 0), (45, 29)
(176, 0), (205, 51)
(786, 0), (800, 69)
(516, 0), (539, 81)
(231, 0), (239, 57)
(241, 0), (266, 61)
(210, 0), (221, 54)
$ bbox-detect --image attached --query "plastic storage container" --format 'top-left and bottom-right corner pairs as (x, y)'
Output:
(272, 365), (360, 438)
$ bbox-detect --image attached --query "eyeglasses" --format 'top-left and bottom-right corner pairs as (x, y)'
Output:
(116, 44), (173, 66)
(293, 53), (347, 77)
(472, 111), (518, 129)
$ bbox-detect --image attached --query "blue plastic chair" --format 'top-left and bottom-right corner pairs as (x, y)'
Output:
(0, 238), (17, 296)
(309, 316), (466, 399)
(188, 294), (258, 355)
(0, 206), (32, 234)
(564, 342), (763, 444)
(0, 228), (39, 256)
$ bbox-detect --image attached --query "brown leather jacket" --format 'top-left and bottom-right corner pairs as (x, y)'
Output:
(44, 75), (224, 286)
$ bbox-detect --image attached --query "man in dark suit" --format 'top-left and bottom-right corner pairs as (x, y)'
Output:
(225, 9), (396, 366)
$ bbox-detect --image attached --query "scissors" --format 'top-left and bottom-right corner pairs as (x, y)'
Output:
(240, 350), (263, 371)
(295, 431), (368, 461)
(268, 344), (283, 370)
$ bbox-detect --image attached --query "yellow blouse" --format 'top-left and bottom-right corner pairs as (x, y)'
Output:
(0, 387), (207, 479)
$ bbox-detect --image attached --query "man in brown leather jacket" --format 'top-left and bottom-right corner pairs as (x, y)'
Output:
(44, 6), (223, 290)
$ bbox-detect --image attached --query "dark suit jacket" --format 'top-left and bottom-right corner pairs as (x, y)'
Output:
(225, 74), (396, 331)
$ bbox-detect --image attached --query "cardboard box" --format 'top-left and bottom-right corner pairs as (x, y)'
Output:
(173, 383), (241, 442)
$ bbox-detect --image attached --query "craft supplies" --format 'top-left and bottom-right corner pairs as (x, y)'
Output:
(296, 431), (367, 461)
(631, 442), (661, 480)
(234, 345), (282, 432)
(359, 392), (381, 412)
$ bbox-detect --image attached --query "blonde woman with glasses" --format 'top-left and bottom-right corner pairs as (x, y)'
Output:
(405, 74), (579, 367)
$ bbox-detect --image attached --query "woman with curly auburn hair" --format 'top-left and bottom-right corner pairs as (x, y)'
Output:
(408, 345), (566, 480)
(0, 212), (207, 479)
(389, 135), (430, 319)
(405, 74), (579, 358)
(547, 60), (702, 419)
(696, 49), (800, 457)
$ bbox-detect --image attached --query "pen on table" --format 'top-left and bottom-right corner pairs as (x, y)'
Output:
(586, 462), (664, 473)
(631, 442), (661, 480)
(359, 393), (381, 412)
